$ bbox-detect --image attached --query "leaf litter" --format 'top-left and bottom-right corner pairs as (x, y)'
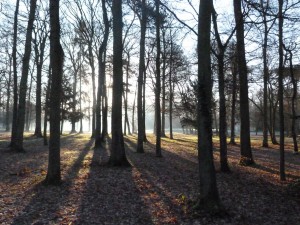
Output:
(0, 132), (299, 225)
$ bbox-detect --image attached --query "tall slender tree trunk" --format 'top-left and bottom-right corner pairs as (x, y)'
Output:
(11, 0), (37, 152)
(44, 65), (51, 146)
(132, 84), (137, 134)
(10, 0), (20, 147)
(95, 0), (109, 146)
(286, 50), (298, 153)
(6, 55), (12, 131)
(143, 67), (148, 142)
(137, 0), (147, 152)
(109, 0), (130, 166)
(261, 0), (270, 147)
(25, 72), (33, 132)
(34, 34), (47, 137)
(161, 30), (166, 138)
(123, 53), (131, 136)
(169, 36), (173, 140)
(44, 0), (64, 185)
(233, 0), (254, 165)
(217, 54), (230, 172)
(229, 56), (237, 145)
(196, 0), (220, 211)
(278, 0), (286, 181)
(155, 0), (162, 157)
(70, 70), (77, 134)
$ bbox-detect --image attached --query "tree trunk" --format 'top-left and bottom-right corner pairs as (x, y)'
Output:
(6, 55), (12, 131)
(95, 0), (109, 147)
(33, 33), (47, 137)
(25, 72), (33, 132)
(161, 29), (166, 138)
(278, 0), (286, 181)
(233, 0), (254, 165)
(132, 84), (137, 134)
(262, 0), (269, 147)
(123, 53), (131, 136)
(11, 0), (37, 152)
(211, 7), (231, 172)
(109, 0), (130, 167)
(169, 36), (174, 139)
(287, 50), (298, 153)
(44, 0), (64, 185)
(217, 54), (230, 172)
(155, 0), (162, 157)
(229, 56), (237, 145)
(44, 66), (51, 146)
(196, 0), (220, 211)
(10, 0), (20, 147)
(137, 0), (147, 153)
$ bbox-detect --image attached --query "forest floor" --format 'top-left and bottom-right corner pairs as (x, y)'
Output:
(0, 132), (299, 225)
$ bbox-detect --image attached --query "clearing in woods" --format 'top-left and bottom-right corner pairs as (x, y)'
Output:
(0, 132), (299, 224)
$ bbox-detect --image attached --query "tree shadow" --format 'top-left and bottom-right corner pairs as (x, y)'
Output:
(11, 138), (93, 225)
(76, 137), (155, 224)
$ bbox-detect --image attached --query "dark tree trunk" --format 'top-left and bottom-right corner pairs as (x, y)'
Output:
(169, 36), (174, 140)
(196, 0), (220, 211)
(142, 66), (148, 142)
(137, 0), (147, 153)
(44, 66), (51, 146)
(132, 86), (137, 134)
(211, 6), (232, 172)
(11, 0), (37, 152)
(229, 56), (237, 145)
(217, 55), (230, 172)
(95, 0), (109, 147)
(278, 0), (286, 181)
(123, 53), (131, 136)
(6, 55), (12, 131)
(161, 29), (166, 138)
(109, 0), (130, 166)
(262, 1), (269, 148)
(286, 50), (298, 153)
(25, 72), (33, 132)
(33, 33), (47, 138)
(44, 0), (64, 185)
(233, 0), (254, 165)
(10, 0), (20, 147)
(155, 0), (162, 157)
(79, 64), (83, 133)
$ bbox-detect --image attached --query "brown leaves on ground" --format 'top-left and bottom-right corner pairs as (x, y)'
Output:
(0, 132), (299, 225)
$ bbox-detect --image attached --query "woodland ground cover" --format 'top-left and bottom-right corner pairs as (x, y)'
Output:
(0, 132), (299, 225)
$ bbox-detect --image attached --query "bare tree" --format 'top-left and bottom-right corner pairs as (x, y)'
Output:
(11, 0), (37, 152)
(44, 0), (64, 185)
(233, 0), (254, 165)
(109, 0), (130, 166)
(155, 0), (162, 157)
(196, 0), (220, 211)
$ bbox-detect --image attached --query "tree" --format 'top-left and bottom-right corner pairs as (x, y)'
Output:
(10, 0), (20, 147)
(33, 8), (48, 137)
(284, 46), (298, 154)
(136, 0), (147, 153)
(44, 0), (64, 185)
(155, 0), (162, 157)
(109, 0), (130, 167)
(95, 0), (109, 147)
(10, 0), (37, 152)
(233, 0), (254, 165)
(211, 3), (235, 172)
(278, 0), (286, 181)
(195, 0), (220, 210)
